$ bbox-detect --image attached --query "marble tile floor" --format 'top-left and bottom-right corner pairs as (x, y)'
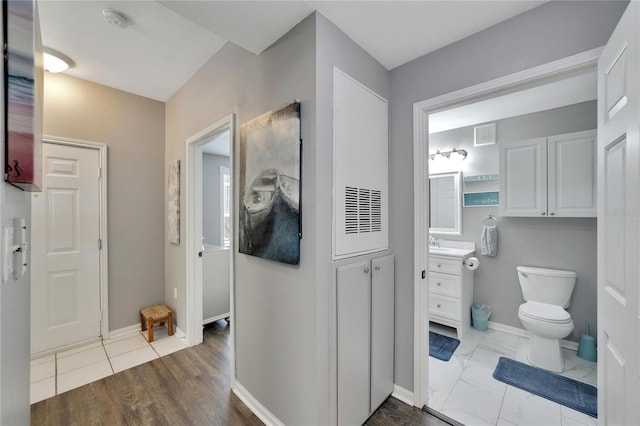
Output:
(29, 325), (187, 404)
(428, 323), (597, 426)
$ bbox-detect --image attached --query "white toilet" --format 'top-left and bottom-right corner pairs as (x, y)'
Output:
(517, 265), (577, 372)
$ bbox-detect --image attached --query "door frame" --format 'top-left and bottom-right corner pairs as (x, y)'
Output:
(185, 114), (235, 380)
(40, 136), (110, 340)
(411, 48), (602, 408)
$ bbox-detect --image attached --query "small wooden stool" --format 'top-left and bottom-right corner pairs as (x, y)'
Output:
(140, 304), (174, 342)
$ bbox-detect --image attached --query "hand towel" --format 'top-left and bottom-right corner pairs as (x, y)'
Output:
(481, 224), (497, 256)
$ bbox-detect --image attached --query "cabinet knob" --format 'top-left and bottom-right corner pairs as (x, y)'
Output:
(541, 212), (546, 215)
(550, 212), (555, 216)
(437, 282), (441, 286)
(374, 265), (381, 271)
(437, 264), (442, 268)
(364, 267), (370, 273)
(437, 304), (442, 308)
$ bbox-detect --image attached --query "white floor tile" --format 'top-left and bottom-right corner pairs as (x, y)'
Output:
(57, 346), (108, 374)
(514, 337), (530, 364)
(456, 328), (485, 360)
(30, 377), (56, 404)
(110, 345), (158, 373)
(499, 385), (562, 426)
(56, 341), (103, 358)
(57, 359), (113, 394)
(441, 378), (505, 425)
(31, 357), (55, 383)
(104, 333), (149, 358)
(560, 348), (597, 386)
(428, 355), (467, 411)
(151, 335), (187, 357)
(477, 329), (519, 357)
(142, 325), (174, 342)
(459, 357), (507, 394)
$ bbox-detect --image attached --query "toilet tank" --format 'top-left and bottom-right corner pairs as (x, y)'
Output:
(517, 266), (577, 308)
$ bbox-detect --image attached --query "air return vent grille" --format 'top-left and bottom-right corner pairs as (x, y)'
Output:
(345, 187), (382, 235)
(474, 122), (496, 146)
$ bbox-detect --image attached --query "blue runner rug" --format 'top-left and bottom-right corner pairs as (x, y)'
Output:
(429, 331), (460, 361)
(493, 357), (597, 418)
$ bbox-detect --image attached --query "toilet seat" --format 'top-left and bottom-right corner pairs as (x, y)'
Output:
(519, 301), (571, 324)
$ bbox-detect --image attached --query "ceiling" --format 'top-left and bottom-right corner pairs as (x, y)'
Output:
(37, 1), (545, 102)
(429, 70), (598, 134)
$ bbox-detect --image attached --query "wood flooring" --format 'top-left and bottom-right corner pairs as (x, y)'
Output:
(32, 320), (449, 425)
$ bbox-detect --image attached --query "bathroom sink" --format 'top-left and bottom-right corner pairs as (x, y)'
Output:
(429, 247), (451, 253)
(429, 245), (475, 258)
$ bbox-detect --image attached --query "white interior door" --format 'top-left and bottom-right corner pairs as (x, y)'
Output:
(597, 2), (640, 424)
(31, 142), (102, 354)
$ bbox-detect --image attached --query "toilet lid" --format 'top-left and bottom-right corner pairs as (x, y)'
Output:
(519, 301), (571, 323)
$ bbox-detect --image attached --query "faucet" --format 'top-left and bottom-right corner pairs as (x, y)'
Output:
(429, 236), (439, 248)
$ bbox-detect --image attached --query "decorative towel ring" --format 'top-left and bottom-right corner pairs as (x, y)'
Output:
(482, 214), (498, 227)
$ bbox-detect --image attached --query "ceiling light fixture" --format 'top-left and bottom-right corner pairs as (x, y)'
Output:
(102, 8), (129, 28)
(43, 47), (73, 73)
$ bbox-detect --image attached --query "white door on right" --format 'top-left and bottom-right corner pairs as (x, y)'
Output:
(597, 2), (640, 424)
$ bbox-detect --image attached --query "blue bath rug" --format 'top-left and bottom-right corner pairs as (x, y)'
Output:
(429, 331), (460, 361)
(493, 357), (597, 418)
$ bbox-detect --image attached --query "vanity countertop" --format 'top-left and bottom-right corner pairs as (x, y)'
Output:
(428, 240), (475, 260)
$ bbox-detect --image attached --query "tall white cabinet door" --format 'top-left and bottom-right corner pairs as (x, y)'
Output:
(370, 255), (395, 412)
(337, 261), (371, 425)
(500, 137), (547, 217)
(548, 129), (597, 217)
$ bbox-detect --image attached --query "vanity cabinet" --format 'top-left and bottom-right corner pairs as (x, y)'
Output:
(337, 255), (394, 426)
(499, 129), (596, 217)
(428, 255), (473, 338)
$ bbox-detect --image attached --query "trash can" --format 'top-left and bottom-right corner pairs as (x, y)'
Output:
(471, 304), (491, 331)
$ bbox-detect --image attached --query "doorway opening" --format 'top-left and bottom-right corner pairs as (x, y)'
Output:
(185, 114), (236, 381)
(413, 48), (602, 421)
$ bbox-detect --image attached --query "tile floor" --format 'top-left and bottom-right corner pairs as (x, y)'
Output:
(30, 326), (187, 404)
(428, 323), (597, 426)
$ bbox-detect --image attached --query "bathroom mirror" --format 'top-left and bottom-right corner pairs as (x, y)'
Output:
(429, 171), (462, 235)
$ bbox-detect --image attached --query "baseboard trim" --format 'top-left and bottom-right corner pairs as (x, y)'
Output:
(392, 384), (415, 406)
(232, 381), (284, 426)
(107, 323), (140, 339)
(488, 321), (580, 351)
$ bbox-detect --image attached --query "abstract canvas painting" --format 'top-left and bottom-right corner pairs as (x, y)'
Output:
(168, 160), (180, 244)
(4, 0), (43, 191)
(239, 101), (301, 265)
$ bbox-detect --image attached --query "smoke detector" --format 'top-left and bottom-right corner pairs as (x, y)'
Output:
(102, 8), (129, 28)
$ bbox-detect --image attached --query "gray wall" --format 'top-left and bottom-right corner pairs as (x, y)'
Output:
(202, 153), (229, 246)
(430, 101), (597, 340)
(165, 15), (320, 425)
(315, 12), (391, 423)
(43, 73), (166, 330)
(390, 1), (628, 391)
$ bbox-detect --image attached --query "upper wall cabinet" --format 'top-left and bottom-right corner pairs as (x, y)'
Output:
(499, 129), (596, 217)
(333, 68), (389, 259)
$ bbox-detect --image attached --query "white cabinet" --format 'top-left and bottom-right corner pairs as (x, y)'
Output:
(333, 68), (389, 259)
(428, 255), (473, 338)
(500, 129), (596, 217)
(337, 255), (394, 425)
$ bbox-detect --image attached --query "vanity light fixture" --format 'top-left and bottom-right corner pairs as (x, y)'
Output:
(43, 47), (74, 73)
(429, 148), (467, 161)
